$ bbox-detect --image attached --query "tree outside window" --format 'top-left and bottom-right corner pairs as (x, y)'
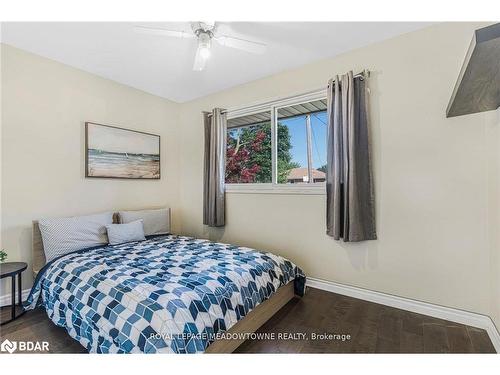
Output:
(226, 122), (299, 184)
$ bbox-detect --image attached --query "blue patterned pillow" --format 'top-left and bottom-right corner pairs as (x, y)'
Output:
(38, 212), (113, 262)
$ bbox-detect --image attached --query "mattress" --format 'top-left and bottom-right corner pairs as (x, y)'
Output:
(25, 234), (305, 353)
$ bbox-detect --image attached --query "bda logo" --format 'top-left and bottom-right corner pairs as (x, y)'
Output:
(1, 339), (17, 354)
(0, 339), (49, 353)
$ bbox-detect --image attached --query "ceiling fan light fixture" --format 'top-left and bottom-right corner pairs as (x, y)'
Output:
(198, 32), (212, 60)
(134, 22), (268, 71)
(199, 46), (211, 59)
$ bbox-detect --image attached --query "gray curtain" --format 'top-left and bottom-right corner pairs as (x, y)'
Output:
(203, 108), (227, 227)
(326, 71), (376, 241)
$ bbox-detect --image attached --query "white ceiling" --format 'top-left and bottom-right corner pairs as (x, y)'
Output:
(1, 22), (432, 102)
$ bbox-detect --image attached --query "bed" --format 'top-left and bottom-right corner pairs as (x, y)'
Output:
(27, 214), (305, 354)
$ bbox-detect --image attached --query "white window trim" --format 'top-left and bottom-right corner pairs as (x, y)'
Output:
(225, 183), (326, 195)
(225, 88), (328, 194)
(225, 88), (327, 119)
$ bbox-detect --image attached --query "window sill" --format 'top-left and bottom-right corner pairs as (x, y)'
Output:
(225, 183), (326, 195)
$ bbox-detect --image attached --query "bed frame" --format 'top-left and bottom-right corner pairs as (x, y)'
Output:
(31, 218), (297, 353)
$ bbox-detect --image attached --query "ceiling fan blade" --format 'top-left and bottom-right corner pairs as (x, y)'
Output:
(215, 35), (266, 54)
(134, 25), (194, 39)
(193, 47), (207, 71)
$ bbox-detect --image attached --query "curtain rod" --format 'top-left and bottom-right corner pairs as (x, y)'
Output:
(204, 69), (370, 116)
(329, 69), (370, 86)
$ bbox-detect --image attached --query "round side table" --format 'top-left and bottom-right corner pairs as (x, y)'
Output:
(0, 262), (28, 325)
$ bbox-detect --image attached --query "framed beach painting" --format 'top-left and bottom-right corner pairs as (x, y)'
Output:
(85, 122), (160, 179)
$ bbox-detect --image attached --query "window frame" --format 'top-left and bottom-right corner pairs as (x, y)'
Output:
(225, 89), (327, 195)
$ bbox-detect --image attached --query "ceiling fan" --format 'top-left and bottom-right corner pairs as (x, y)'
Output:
(134, 22), (267, 71)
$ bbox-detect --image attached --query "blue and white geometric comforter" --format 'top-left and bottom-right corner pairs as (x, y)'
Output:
(25, 235), (305, 353)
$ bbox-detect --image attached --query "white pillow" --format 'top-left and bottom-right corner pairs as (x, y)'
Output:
(118, 208), (170, 236)
(106, 220), (146, 245)
(38, 212), (113, 262)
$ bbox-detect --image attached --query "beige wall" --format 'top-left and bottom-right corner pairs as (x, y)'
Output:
(1, 44), (181, 293)
(178, 22), (499, 322)
(489, 108), (500, 330)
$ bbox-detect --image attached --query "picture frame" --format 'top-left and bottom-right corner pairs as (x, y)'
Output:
(85, 122), (161, 179)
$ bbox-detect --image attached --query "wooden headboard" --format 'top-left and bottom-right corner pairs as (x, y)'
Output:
(31, 210), (170, 276)
(32, 220), (46, 276)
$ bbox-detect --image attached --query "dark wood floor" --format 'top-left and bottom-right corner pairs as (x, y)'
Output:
(0, 287), (496, 354)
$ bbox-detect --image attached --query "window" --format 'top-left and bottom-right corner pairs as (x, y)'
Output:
(225, 90), (327, 192)
(226, 111), (272, 183)
(277, 100), (327, 184)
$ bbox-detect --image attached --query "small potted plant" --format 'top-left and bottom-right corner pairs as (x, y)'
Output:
(0, 250), (7, 263)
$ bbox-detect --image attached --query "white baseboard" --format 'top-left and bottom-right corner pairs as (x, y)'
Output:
(307, 277), (500, 353)
(0, 288), (31, 307)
